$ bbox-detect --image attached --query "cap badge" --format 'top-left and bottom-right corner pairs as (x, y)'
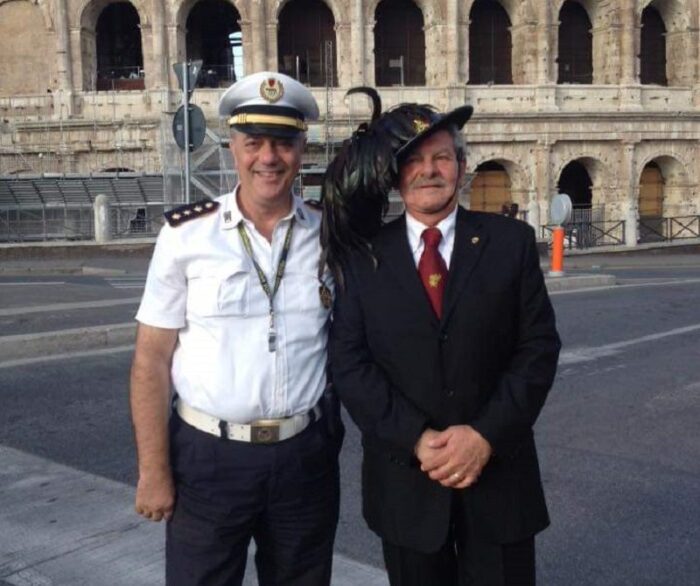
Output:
(413, 117), (429, 134)
(260, 77), (285, 103)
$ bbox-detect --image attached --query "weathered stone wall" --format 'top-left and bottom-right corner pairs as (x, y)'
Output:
(0, 0), (698, 231)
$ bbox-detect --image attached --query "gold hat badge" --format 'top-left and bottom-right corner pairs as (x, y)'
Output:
(260, 77), (285, 103)
(413, 117), (429, 134)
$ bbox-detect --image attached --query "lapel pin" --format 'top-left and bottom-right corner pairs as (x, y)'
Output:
(471, 236), (480, 245)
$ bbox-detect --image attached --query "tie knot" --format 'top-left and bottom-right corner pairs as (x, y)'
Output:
(422, 227), (442, 249)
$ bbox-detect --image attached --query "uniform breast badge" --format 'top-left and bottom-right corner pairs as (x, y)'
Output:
(319, 284), (333, 309)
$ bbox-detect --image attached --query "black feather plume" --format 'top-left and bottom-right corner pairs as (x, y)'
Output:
(320, 93), (438, 288)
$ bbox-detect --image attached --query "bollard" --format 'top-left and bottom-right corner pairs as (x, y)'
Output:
(549, 226), (565, 277)
(94, 194), (112, 243)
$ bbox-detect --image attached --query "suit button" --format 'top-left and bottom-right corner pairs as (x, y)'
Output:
(444, 388), (454, 397)
(440, 332), (448, 342)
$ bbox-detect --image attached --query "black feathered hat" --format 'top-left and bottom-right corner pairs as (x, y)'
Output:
(320, 90), (473, 287)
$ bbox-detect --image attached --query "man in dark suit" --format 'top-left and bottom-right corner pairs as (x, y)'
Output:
(329, 103), (561, 585)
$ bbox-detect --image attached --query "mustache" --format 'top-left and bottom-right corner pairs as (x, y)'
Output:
(410, 179), (448, 189)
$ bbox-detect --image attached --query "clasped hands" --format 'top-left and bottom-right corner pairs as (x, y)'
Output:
(414, 425), (492, 489)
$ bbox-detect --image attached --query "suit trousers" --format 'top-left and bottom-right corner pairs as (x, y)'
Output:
(381, 493), (536, 586)
(166, 413), (340, 586)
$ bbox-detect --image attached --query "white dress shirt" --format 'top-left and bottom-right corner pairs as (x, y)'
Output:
(405, 205), (458, 269)
(135, 188), (332, 422)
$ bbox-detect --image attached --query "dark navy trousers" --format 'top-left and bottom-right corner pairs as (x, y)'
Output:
(166, 413), (340, 586)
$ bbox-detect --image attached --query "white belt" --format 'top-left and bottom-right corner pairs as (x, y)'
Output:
(175, 399), (322, 443)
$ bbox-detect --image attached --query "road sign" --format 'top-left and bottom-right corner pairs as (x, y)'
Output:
(550, 193), (573, 226)
(172, 105), (206, 151)
(173, 60), (203, 96)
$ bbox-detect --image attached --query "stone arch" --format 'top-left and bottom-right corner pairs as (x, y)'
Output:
(274, 0), (341, 23)
(555, 155), (609, 211)
(556, 1), (592, 84)
(0, 0), (56, 94)
(640, 0), (694, 86)
(365, 0), (440, 25)
(77, 0), (149, 30)
(637, 153), (691, 216)
(374, 0), (425, 86)
(78, 0), (148, 91)
(276, 0), (338, 86)
(184, 0), (243, 86)
(174, 0), (246, 31)
(640, 3), (667, 85)
(468, 157), (532, 215)
(468, 0), (512, 85)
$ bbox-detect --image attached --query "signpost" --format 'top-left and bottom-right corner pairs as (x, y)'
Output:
(549, 193), (573, 277)
(173, 60), (203, 203)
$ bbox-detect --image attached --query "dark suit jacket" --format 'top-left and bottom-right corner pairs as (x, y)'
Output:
(330, 207), (561, 553)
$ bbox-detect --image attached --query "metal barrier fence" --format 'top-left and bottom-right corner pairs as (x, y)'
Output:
(541, 220), (626, 249)
(639, 216), (700, 243)
(0, 203), (165, 243)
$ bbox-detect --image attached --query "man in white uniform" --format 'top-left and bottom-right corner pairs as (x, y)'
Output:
(130, 71), (341, 586)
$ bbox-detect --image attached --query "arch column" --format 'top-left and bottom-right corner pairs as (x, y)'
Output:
(620, 0), (637, 84)
(365, 17), (375, 86)
(622, 141), (638, 246)
(55, 0), (73, 93)
(250, 0), (268, 72)
(535, 3), (556, 111)
(150, 0), (168, 89)
(335, 21), (351, 87)
(534, 140), (553, 231)
(350, 0), (365, 85)
(445, 0), (459, 85)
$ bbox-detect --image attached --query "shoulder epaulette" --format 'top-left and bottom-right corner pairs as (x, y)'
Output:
(165, 199), (219, 227)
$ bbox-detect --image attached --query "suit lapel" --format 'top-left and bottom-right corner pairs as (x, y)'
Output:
(377, 216), (439, 327)
(442, 208), (488, 325)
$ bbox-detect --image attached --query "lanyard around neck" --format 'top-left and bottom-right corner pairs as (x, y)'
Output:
(237, 217), (296, 352)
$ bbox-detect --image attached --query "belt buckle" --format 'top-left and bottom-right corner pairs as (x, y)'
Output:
(250, 421), (280, 443)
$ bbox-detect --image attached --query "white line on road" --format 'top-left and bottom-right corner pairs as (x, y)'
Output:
(550, 277), (700, 296)
(0, 281), (66, 286)
(0, 345), (134, 369)
(0, 297), (141, 317)
(560, 323), (700, 365)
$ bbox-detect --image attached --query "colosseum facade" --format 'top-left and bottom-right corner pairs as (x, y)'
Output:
(0, 0), (698, 243)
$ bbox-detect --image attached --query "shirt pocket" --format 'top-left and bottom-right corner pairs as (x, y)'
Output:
(286, 270), (333, 316)
(187, 265), (250, 317)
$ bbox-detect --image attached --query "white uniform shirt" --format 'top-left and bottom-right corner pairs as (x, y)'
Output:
(405, 205), (458, 269)
(135, 189), (332, 422)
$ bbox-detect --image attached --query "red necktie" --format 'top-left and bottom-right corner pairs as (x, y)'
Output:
(418, 227), (448, 318)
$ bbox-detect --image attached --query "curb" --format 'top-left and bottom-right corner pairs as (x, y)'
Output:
(0, 323), (136, 362)
(544, 273), (616, 292)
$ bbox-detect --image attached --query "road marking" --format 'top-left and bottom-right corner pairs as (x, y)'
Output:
(0, 297), (141, 317)
(0, 281), (66, 286)
(550, 277), (700, 296)
(0, 447), (388, 586)
(560, 323), (700, 365)
(106, 277), (146, 290)
(0, 345), (134, 369)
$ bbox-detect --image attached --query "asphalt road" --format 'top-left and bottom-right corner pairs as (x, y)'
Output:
(1, 255), (699, 584)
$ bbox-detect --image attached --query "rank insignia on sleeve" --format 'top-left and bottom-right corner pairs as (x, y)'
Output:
(319, 284), (333, 309)
(165, 199), (220, 227)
